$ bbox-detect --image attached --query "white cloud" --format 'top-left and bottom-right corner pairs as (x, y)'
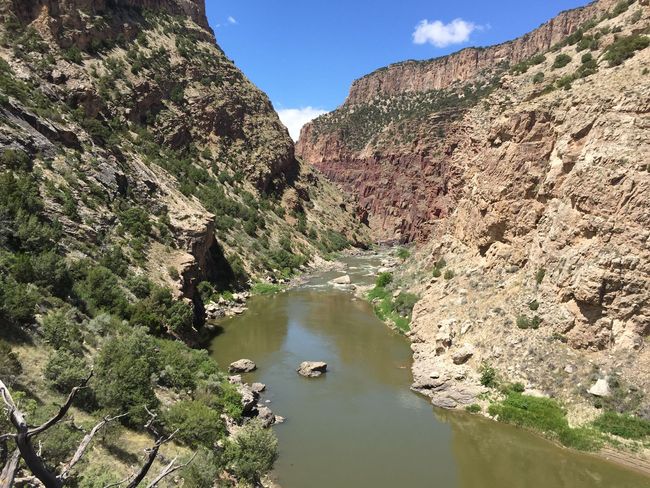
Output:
(412, 18), (479, 48)
(277, 107), (328, 141)
(227, 16), (238, 25)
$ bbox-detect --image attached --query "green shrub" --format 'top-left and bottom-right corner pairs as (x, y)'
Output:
(480, 364), (497, 388)
(163, 400), (224, 447)
(63, 46), (83, 64)
(603, 35), (650, 66)
(466, 403), (481, 414)
(99, 246), (129, 277)
(593, 412), (650, 439)
(126, 274), (153, 299)
(0, 276), (39, 324)
(376, 272), (393, 288)
(251, 282), (283, 295)
(488, 392), (597, 450)
(535, 268), (546, 285)
(40, 423), (84, 468)
(224, 420), (278, 484)
(528, 300), (540, 311)
(181, 447), (223, 488)
(393, 292), (418, 316)
(367, 285), (389, 301)
(94, 328), (160, 426)
(552, 53), (572, 69)
(157, 339), (218, 390)
(532, 72), (545, 84)
(396, 248), (410, 260)
(167, 265), (180, 280)
(516, 315), (541, 330)
(44, 350), (88, 393)
(443, 269), (455, 280)
(75, 266), (129, 318)
(118, 206), (152, 237)
(432, 268), (442, 278)
(42, 308), (83, 354)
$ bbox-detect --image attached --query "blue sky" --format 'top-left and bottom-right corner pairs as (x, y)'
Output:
(205, 0), (589, 139)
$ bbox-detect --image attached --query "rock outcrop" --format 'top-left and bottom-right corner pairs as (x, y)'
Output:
(302, 0), (650, 419)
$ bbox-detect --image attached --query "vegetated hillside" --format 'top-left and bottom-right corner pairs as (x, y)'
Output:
(355, 0), (650, 461)
(297, 0), (632, 242)
(0, 0), (367, 485)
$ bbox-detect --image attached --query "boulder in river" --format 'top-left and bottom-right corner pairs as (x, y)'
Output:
(251, 382), (266, 394)
(297, 361), (328, 377)
(329, 275), (351, 285)
(229, 359), (257, 373)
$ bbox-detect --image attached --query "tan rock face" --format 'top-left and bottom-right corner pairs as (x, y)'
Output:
(302, 0), (650, 415)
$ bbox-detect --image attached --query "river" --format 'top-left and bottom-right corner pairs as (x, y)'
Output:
(209, 251), (650, 488)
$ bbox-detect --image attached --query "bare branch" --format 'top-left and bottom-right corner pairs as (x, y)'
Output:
(0, 449), (20, 488)
(60, 414), (127, 480)
(103, 475), (131, 488)
(125, 430), (177, 488)
(27, 372), (93, 438)
(146, 452), (196, 488)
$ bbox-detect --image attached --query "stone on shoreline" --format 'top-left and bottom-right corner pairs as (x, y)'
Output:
(229, 359), (257, 373)
(297, 361), (328, 377)
(329, 275), (351, 285)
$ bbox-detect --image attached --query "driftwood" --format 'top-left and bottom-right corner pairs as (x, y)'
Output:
(0, 376), (194, 487)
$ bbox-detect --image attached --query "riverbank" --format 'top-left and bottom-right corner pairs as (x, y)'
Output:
(360, 246), (650, 480)
(208, 249), (650, 487)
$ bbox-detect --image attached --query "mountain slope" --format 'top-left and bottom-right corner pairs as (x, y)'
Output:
(299, 0), (650, 446)
(0, 0), (367, 484)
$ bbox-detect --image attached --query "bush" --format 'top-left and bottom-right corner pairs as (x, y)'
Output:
(224, 420), (278, 484)
(443, 269), (455, 280)
(431, 268), (442, 278)
(42, 309), (83, 354)
(488, 392), (597, 450)
(396, 248), (410, 260)
(40, 423), (84, 468)
(181, 447), (223, 488)
(532, 72), (544, 84)
(167, 265), (180, 280)
(251, 282), (283, 295)
(94, 328), (160, 426)
(480, 364), (497, 388)
(126, 274), (153, 299)
(163, 400), (224, 447)
(516, 315), (541, 330)
(157, 339), (218, 390)
(593, 412), (650, 440)
(528, 300), (539, 311)
(0, 276), (39, 324)
(535, 268), (546, 285)
(466, 404), (481, 414)
(75, 266), (129, 318)
(118, 206), (152, 237)
(63, 46), (83, 64)
(603, 35), (650, 67)
(375, 272), (393, 288)
(393, 292), (418, 316)
(552, 54), (572, 69)
(44, 350), (88, 393)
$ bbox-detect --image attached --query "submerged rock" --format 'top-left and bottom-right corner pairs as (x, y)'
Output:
(229, 359), (257, 373)
(297, 361), (328, 377)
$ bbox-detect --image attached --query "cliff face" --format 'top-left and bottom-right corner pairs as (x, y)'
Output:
(301, 0), (650, 427)
(0, 0), (368, 310)
(345, 0), (618, 105)
(297, 0), (624, 242)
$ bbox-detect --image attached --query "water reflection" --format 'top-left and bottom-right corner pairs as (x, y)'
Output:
(209, 253), (650, 488)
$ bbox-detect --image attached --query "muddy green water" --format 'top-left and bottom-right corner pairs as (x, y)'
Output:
(209, 253), (650, 488)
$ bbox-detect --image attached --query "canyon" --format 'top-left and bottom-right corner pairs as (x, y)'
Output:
(299, 0), (650, 468)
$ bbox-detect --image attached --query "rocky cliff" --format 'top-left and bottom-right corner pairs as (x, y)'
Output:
(0, 0), (368, 312)
(297, 0), (633, 242)
(301, 0), (650, 446)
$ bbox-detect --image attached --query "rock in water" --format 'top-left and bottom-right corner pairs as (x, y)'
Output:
(297, 361), (328, 378)
(229, 359), (257, 373)
(329, 275), (351, 285)
(251, 382), (266, 394)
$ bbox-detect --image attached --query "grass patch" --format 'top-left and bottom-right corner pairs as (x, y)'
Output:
(466, 403), (481, 414)
(489, 393), (599, 450)
(251, 282), (284, 296)
(593, 412), (650, 440)
(367, 283), (418, 333)
(396, 248), (411, 260)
